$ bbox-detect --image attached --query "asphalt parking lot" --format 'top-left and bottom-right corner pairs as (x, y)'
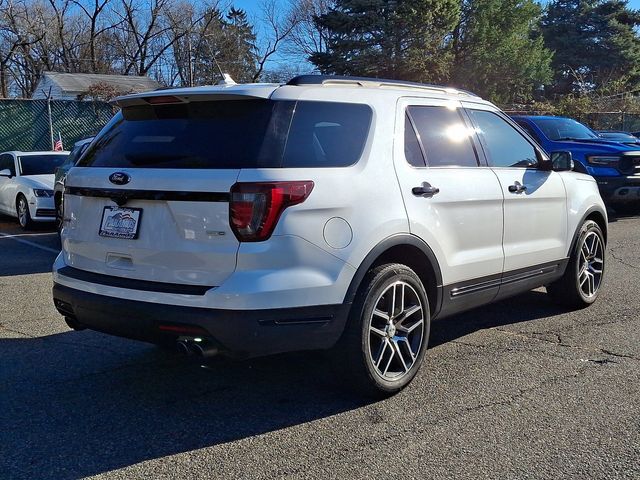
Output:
(1, 214), (639, 480)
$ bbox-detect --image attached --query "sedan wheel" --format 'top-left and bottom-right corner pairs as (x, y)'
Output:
(16, 195), (33, 229)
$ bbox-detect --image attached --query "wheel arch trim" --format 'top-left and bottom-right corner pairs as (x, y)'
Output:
(569, 206), (608, 256)
(343, 234), (444, 316)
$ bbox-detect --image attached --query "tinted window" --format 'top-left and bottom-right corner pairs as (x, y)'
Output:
(0, 154), (15, 176)
(408, 106), (477, 167)
(79, 100), (372, 169)
(531, 117), (598, 141)
(469, 110), (538, 168)
(19, 154), (67, 175)
(404, 114), (426, 167)
(281, 101), (372, 168)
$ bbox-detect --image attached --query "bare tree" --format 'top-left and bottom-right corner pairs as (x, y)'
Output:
(0, 1), (41, 96)
(70, 0), (115, 72)
(252, 0), (299, 82)
(284, 0), (333, 61)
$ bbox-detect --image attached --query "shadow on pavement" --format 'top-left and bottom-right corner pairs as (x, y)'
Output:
(0, 331), (369, 479)
(430, 289), (563, 347)
(0, 289), (570, 479)
(0, 215), (60, 277)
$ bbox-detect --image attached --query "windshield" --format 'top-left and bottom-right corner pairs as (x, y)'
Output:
(19, 154), (68, 176)
(78, 99), (372, 169)
(531, 118), (599, 141)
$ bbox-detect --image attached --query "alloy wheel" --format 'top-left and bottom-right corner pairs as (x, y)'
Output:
(17, 197), (28, 227)
(579, 231), (604, 298)
(368, 281), (425, 381)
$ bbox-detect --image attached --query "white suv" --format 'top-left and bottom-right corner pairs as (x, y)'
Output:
(52, 76), (607, 395)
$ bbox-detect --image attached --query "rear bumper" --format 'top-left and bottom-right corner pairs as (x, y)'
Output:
(52, 283), (350, 358)
(595, 175), (640, 202)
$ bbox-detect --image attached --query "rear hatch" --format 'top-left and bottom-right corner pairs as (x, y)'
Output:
(63, 94), (285, 288)
(62, 89), (373, 289)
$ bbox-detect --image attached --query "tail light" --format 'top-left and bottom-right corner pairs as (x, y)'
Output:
(229, 181), (314, 242)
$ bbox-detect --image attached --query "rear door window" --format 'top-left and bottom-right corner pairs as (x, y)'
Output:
(79, 100), (372, 169)
(407, 106), (478, 167)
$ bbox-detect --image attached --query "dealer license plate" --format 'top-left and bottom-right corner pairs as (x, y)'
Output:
(98, 206), (142, 239)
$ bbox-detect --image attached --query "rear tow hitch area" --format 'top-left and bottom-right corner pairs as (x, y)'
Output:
(176, 336), (219, 358)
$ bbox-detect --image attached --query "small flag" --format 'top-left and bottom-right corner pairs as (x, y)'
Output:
(54, 133), (63, 151)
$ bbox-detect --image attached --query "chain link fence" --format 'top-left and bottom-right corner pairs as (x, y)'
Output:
(582, 112), (640, 132)
(0, 99), (114, 152)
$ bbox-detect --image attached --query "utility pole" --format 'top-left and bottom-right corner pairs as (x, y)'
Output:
(44, 86), (54, 150)
(187, 34), (194, 87)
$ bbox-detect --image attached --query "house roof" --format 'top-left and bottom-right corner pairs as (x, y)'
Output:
(40, 72), (161, 94)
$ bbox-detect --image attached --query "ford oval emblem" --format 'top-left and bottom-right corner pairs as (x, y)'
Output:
(109, 172), (130, 185)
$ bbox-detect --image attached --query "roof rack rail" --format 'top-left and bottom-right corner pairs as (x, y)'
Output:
(286, 75), (478, 97)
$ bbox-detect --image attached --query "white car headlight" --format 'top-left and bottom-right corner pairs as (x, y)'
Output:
(33, 189), (54, 197)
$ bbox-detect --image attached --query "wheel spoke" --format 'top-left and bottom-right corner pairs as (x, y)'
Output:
(369, 326), (386, 338)
(578, 261), (587, 277)
(401, 338), (416, 362)
(382, 342), (396, 375)
(375, 339), (390, 368)
(395, 304), (421, 327)
(579, 271), (589, 287)
(389, 284), (397, 318)
(393, 341), (409, 372)
(398, 318), (424, 334)
(372, 308), (389, 321)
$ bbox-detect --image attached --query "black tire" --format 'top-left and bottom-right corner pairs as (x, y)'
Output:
(547, 220), (605, 308)
(334, 263), (430, 397)
(16, 194), (33, 230)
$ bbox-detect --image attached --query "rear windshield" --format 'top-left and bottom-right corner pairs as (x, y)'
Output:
(19, 154), (68, 176)
(78, 99), (372, 169)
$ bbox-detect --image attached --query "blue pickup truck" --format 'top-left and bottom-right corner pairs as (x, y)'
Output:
(511, 115), (640, 213)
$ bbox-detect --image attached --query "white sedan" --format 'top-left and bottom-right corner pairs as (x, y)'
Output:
(0, 151), (69, 229)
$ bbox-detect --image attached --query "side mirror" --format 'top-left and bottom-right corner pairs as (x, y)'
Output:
(551, 151), (574, 171)
(0, 169), (11, 177)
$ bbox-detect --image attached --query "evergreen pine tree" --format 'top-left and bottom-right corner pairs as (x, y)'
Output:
(542, 0), (640, 95)
(311, 0), (459, 83)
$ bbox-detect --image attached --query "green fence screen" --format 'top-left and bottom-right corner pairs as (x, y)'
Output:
(0, 99), (114, 152)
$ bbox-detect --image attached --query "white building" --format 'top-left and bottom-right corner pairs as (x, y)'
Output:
(32, 72), (161, 100)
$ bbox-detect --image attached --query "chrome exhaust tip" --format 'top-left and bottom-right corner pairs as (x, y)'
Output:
(189, 340), (219, 358)
(176, 337), (218, 358)
(176, 338), (193, 355)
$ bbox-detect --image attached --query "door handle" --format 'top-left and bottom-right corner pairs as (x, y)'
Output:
(508, 181), (527, 194)
(412, 182), (440, 197)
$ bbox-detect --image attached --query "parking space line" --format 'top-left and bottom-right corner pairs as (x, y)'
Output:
(0, 232), (57, 238)
(0, 232), (60, 254)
